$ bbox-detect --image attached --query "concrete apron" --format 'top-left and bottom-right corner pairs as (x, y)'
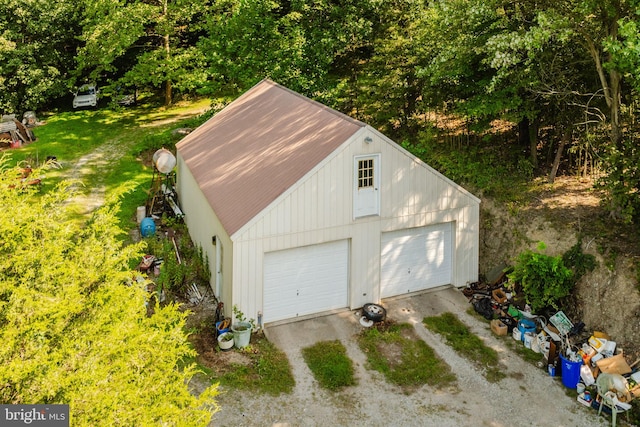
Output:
(264, 285), (467, 351)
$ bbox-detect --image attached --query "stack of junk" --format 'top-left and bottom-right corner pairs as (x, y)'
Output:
(1, 114), (36, 149)
(464, 264), (638, 426)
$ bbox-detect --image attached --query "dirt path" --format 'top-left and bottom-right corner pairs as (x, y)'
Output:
(194, 288), (609, 427)
(62, 104), (210, 215)
(65, 136), (131, 215)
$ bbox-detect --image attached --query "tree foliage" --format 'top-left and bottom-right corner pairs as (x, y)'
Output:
(0, 0), (80, 113)
(200, 0), (375, 98)
(2, 0), (640, 220)
(0, 158), (217, 425)
(76, 0), (210, 105)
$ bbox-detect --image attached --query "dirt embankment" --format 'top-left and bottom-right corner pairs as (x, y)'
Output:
(479, 176), (640, 360)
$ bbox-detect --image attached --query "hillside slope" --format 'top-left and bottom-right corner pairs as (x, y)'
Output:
(479, 176), (640, 360)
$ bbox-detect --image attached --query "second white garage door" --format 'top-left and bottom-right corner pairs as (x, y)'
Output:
(380, 223), (453, 298)
(263, 240), (349, 323)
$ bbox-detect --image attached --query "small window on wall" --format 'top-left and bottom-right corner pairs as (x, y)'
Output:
(358, 158), (374, 189)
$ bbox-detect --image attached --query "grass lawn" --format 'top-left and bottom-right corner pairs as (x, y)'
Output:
(358, 322), (456, 392)
(302, 340), (356, 391)
(6, 99), (214, 231)
(216, 336), (295, 395)
(423, 312), (506, 383)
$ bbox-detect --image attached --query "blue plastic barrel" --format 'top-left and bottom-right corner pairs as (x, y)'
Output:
(560, 353), (582, 388)
(140, 217), (156, 237)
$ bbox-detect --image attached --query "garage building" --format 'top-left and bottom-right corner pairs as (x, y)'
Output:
(176, 79), (480, 324)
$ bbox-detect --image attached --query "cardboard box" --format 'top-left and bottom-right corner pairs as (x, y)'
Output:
(491, 319), (508, 336)
(492, 289), (508, 304)
(577, 394), (592, 407)
(593, 330), (611, 341)
(589, 336), (607, 353)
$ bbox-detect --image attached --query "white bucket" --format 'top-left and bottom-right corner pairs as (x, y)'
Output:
(136, 206), (146, 224)
(531, 336), (541, 353)
(523, 332), (535, 349)
(512, 328), (522, 341)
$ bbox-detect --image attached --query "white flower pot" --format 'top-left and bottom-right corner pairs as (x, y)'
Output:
(217, 332), (234, 351)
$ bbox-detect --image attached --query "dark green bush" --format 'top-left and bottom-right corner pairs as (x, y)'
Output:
(508, 242), (574, 312)
(562, 239), (597, 282)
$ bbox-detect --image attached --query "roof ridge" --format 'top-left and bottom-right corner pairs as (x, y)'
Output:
(256, 79), (365, 129)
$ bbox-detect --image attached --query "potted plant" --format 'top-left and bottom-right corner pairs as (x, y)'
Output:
(217, 331), (234, 351)
(232, 305), (255, 349)
(231, 321), (252, 348)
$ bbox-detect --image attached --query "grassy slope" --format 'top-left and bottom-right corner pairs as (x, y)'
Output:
(8, 99), (213, 231)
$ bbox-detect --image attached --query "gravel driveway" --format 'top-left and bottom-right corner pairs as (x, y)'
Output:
(208, 287), (608, 427)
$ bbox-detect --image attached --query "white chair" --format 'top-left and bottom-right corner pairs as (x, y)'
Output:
(596, 373), (631, 427)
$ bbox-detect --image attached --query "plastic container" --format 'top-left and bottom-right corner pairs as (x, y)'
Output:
(231, 321), (252, 349)
(580, 364), (595, 386)
(560, 353), (583, 388)
(136, 206), (146, 224)
(140, 217), (156, 237)
(517, 318), (536, 342)
(523, 332), (535, 349)
(216, 320), (230, 335)
(512, 327), (522, 341)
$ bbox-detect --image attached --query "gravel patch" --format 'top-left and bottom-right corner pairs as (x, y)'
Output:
(201, 287), (608, 427)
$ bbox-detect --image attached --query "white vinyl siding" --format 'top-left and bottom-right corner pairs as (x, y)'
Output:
(176, 154), (232, 302)
(380, 223), (453, 298)
(263, 240), (349, 323)
(223, 127), (478, 323)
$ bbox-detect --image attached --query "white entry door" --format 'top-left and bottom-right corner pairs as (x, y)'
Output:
(380, 223), (453, 298)
(263, 240), (349, 323)
(353, 154), (380, 218)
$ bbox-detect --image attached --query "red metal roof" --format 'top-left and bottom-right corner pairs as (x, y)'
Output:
(176, 79), (365, 236)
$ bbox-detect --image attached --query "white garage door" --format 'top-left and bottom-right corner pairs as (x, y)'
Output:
(264, 240), (349, 323)
(381, 223), (453, 298)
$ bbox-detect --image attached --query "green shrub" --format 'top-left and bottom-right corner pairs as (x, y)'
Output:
(507, 242), (573, 312)
(562, 239), (597, 282)
(146, 226), (210, 297)
(0, 160), (218, 425)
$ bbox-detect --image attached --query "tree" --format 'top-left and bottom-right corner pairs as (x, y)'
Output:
(417, 0), (566, 166)
(200, 0), (375, 99)
(76, 0), (210, 105)
(347, 0), (427, 136)
(0, 158), (218, 425)
(0, 0), (81, 113)
(595, 0), (640, 221)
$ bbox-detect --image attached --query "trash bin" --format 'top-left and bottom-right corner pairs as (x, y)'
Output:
(560, 353), (582, 388)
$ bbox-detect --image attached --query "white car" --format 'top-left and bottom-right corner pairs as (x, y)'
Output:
(73, 85), (99, 108)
